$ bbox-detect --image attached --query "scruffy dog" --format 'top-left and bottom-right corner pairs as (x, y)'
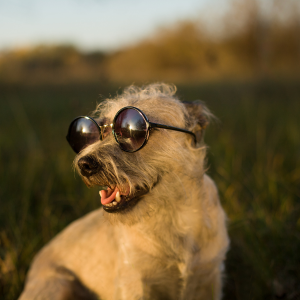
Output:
(19, 83), (229, 300)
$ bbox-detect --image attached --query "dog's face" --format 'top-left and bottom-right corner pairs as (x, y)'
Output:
(73, 84), (209, 220)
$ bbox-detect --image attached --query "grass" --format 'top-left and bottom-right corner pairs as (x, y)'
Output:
(0, 80), (299, 300)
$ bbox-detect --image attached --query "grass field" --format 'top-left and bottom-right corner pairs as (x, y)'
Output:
(0, 80), (299, 299)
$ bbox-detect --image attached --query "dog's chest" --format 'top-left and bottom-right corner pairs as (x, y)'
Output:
(116, 225), (196, 277)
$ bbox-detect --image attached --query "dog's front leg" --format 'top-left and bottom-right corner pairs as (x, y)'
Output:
(182, 265), (223, 300)
(18, 266), (99, 300)
(113, 247), (146, 300)
(114, 263), (145, 300)
(179, 249), (224, 300)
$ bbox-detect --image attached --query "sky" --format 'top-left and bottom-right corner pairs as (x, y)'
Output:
(0, 0), (221, 52)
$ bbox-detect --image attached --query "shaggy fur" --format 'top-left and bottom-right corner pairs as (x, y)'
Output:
(19, 83), (229, 300)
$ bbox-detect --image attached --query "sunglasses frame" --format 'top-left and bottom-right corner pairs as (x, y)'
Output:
(66, 106), (197, 153)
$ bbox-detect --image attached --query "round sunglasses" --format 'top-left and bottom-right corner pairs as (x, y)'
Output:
(66, 106), (197, 153)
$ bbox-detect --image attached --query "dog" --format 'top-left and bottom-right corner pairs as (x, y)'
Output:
(19, 83), (229, 300)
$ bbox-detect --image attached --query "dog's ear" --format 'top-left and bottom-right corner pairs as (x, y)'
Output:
(182, 100), (211, 144)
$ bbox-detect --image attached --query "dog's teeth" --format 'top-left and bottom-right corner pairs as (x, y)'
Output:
(116, 192), (121, 202)
(113, 201), (117, 206)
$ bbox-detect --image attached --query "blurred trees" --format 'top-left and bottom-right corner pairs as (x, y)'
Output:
(107, 0), (300, 83)
(0, 0), (299, 85)
(0, 45), (106, 85)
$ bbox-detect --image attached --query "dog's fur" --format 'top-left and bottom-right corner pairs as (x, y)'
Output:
(19, 83), (229, 300)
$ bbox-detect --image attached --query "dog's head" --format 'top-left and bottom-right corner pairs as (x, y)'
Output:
(71, 83), (211, 220)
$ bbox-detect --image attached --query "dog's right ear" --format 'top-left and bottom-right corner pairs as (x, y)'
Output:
(182, 100), (211, 144)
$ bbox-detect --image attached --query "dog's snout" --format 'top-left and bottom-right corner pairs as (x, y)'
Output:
(78, 156), (100, 177)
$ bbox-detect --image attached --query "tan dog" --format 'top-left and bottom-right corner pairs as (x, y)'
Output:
(19, 83), (229, 300)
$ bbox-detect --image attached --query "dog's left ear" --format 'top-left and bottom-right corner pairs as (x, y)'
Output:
(182, 100), (211, 144)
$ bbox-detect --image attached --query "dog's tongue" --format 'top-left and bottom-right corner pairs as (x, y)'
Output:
(100, 188), (119, 205)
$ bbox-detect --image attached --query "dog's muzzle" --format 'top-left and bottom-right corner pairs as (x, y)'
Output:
(77, 155), (150, 213)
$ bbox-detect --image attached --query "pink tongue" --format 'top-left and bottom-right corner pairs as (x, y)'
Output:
(100, 188), (119, 205)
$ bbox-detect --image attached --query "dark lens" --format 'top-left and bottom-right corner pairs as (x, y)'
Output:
(67, 118), (100, 153)
(114, 108), (147, 151)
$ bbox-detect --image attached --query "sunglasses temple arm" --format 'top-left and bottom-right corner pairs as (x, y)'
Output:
(149, 122), (197, 144)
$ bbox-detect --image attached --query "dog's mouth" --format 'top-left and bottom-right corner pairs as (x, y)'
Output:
(100, 186), (148, 213)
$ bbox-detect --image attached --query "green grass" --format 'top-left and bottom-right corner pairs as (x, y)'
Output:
(0, 81), (299, 300)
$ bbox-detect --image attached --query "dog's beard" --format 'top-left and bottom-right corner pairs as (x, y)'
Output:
(79, 166), (181, 226)
(78, 160), (161, 217)
(101, 170), (200, 226)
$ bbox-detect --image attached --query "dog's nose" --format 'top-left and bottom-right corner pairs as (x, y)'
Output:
(78, 156), (100, 177)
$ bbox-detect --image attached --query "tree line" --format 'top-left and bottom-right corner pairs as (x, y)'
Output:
(0, 0), (299, 85)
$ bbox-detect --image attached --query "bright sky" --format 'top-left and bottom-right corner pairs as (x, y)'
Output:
(0, 0), (220, 52)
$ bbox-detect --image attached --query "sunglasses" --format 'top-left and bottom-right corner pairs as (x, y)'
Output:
(66, 106), (197, 153)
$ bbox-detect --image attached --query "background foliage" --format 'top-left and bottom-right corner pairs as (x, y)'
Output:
(0, 80), (299, 299)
